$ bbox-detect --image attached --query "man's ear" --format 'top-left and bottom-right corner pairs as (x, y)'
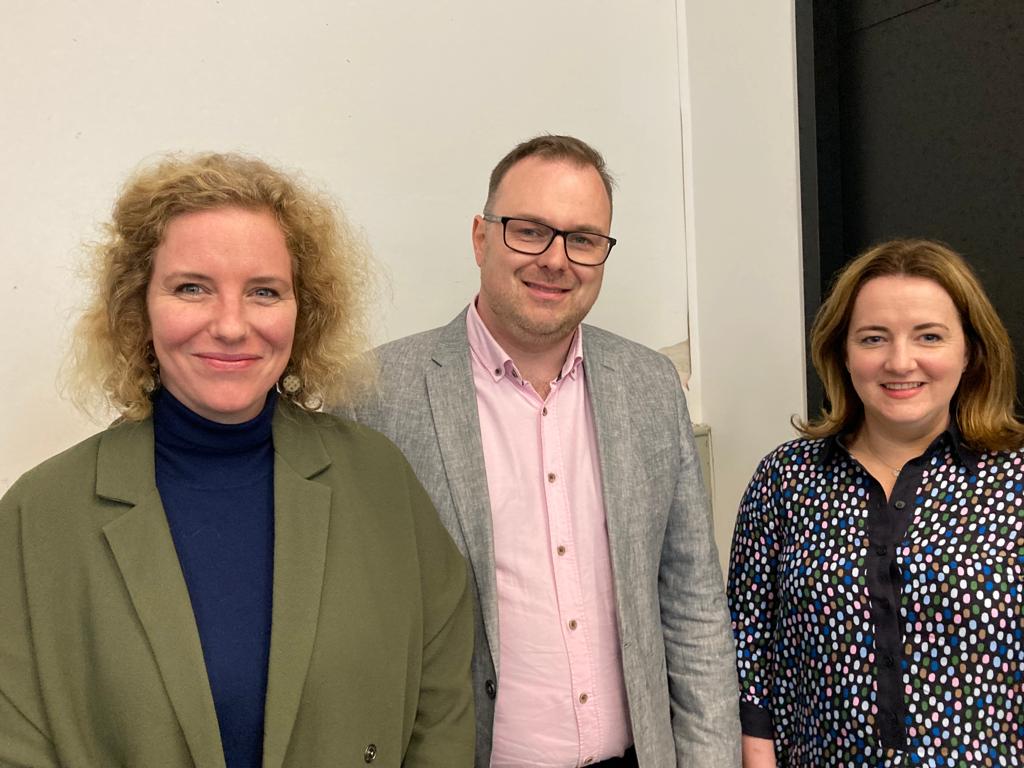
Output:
(471, 214), (487, 267)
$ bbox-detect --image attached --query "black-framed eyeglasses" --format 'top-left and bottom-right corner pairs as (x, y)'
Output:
(482, 214), (616, 266)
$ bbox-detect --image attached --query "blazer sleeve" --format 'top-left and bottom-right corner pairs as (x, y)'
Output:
(727, 453), (782, 739)
(0, 482), (61, 768)
(658, 370), (742, 767)
(401, 464), (476, 767)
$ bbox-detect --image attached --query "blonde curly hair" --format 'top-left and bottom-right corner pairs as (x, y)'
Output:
(68, 152), (376, 421)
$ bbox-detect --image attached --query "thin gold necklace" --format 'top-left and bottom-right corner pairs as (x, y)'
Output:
(852, 444), (904, 478)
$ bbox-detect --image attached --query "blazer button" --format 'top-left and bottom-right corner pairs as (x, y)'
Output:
(363, 743), (377, 763)
(485, 679), (497, 699)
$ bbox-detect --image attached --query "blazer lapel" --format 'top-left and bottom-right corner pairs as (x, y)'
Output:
(581, 330), (635, 604)
(261, 406), (332, 768)
(426, 311), (501, 675)
(98, 420), (226, 768)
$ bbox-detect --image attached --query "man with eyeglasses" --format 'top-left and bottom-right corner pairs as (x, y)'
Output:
(349, 135), (739, 767)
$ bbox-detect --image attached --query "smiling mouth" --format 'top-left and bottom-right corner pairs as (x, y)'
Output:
(523, 280), (570, 295)
(197, 353), (261, 361)
(194, 353), (262, 369)
(882, 382), (924, 390)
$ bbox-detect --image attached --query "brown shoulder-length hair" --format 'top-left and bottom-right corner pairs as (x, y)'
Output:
(797, 238), (1024, 452)
(67, 152), (375, 421)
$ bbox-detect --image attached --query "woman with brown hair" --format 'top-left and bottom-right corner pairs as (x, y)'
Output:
(0, 153), (474, 767)
(730, 239), (1024, 767)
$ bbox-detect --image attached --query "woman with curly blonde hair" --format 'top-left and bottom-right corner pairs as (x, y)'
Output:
(1, 152), (474, 767)
(69, 152), (375, 419)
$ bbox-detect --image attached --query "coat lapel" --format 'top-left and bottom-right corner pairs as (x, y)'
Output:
(261, 406), (332, 768)
(426, 311), (502, 675)
(98, 420), (226, 768)
(581, 330), (634, 607)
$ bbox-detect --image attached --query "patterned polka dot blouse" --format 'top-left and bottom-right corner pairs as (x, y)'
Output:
(728, 427), (1024, 767)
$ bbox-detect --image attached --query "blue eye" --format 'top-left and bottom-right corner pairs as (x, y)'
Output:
(175, 283), (204, 296)
(567, 233), (598, 250)
(252, 287), (281, 300)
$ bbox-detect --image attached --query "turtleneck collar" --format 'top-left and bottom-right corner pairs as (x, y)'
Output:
(153, 388), (277, 454)
(153, 388), (277, 488)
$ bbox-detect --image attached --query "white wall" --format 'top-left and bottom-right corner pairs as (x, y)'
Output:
(679, 0), (808, 568)
(0, 1), (693, 493)
(2, 1), (809, 560)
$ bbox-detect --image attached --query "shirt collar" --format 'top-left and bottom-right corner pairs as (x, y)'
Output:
(465, 299), (584, 386)
(814, 420), (983, 468)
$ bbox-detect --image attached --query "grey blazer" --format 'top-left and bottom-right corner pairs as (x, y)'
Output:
(349, 309), (740, 767)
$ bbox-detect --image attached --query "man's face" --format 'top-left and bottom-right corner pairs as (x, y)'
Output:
(472, 156), (611, 354)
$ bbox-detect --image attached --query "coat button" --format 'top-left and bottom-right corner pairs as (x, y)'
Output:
(485, 679), (497, 699)
(363, 743), (377, 763)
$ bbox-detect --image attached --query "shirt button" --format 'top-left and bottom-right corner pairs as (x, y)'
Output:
(547, 472), (557, 483)
(542, 407), (548, 416)
(556, 545), (566, 556)
(363, 743), (377, 763)
(878, 597), (890, 609)
(485, 679), (497, 699)
(568, 619), (578, 630)
(494, 368), (501, 376)
(894, 500), (906, 509)
(882, 654), (895, 668)
(875, 544), (888, 556)
(579, 692), (589, 704)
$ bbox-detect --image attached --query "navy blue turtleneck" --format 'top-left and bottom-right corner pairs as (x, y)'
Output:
(153, 388), (276, 768)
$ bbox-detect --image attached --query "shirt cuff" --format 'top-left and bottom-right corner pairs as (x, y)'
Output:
(740, 700), (774, 738)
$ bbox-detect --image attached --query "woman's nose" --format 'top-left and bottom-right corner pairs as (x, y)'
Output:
(209, 298), (248, 342)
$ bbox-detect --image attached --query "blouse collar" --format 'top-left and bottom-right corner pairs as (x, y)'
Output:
(814, 421), (983, 469)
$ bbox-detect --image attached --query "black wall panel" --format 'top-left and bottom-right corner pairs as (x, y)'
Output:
(800, 0), (1024, 412)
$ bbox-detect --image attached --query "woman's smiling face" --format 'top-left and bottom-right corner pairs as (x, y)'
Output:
(146, 206), (297, 423)
(845, 275), (968, 441)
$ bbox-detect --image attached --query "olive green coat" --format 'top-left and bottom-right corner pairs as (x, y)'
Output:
(0, 403), (474, 768)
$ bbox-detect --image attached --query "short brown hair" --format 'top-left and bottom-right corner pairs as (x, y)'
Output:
(68, 152), (375, 421)
(484, 134), (616, 214)
(798, 238), (1024, 452)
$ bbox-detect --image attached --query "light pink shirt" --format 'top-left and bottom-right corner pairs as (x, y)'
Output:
(466, 304), (632, 768)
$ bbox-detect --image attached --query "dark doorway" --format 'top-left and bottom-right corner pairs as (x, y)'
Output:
(797, 0), (1024, 416)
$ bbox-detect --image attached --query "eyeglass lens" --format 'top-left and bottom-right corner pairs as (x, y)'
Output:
(503, 218), (610, 265)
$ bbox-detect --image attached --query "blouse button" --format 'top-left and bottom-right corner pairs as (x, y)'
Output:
(894, 500), (906, 509)
(556, 545), (566, 556)
(363, 744), (377, 763)
(547, 472), (557, 483)
(882, 654), (895, 668)
(875, 544), (888, 556)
